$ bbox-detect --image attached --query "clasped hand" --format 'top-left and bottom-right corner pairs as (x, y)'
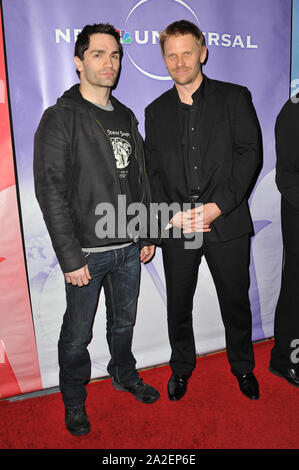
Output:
(170, 202), (221, 234)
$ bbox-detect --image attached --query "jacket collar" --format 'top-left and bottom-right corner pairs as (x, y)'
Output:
(56, 84), (134, 121)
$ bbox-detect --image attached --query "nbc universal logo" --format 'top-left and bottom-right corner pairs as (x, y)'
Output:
(55, 0), (259, 81)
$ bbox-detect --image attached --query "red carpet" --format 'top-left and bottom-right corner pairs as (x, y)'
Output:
(0, 339), (298, 450)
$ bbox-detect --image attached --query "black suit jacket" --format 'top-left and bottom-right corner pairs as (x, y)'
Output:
(275, 94), (299, 254)
(144, 75), (262, 244)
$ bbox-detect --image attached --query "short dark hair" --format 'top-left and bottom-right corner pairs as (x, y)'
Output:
(159, 20), (206, 55)
(74, 23), (123, 76)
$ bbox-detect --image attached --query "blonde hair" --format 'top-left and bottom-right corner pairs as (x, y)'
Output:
(159, 20), (206, 55)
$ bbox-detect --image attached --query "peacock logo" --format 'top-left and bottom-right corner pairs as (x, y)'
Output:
(116, 30), (133, 44)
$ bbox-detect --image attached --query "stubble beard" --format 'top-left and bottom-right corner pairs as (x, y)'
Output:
(169, 67), (194, 86)
(173, 76), (193, 86)
(170, 66), (202, 87)
(87, 68), (118, 89)
(96, 75), (117, 89)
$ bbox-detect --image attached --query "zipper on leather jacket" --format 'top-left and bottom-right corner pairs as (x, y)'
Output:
(130, 113), (145, 207)
(130, 114), (162, 243)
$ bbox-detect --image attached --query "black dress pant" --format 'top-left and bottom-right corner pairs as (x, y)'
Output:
(270, 249), (299, 370)
(162, 234), (255, 377)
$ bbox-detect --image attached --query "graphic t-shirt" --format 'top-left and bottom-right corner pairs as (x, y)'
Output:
(92, 100), (134, 209)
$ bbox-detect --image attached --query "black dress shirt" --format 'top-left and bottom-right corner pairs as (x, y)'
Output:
(177, 77), (205, 196)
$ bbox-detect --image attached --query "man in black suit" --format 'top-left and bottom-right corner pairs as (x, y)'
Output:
(145, 20), (262, 401)
(269, 95), (299, 386)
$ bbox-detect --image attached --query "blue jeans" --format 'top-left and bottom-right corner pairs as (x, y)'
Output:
(58, 243), (140, 407)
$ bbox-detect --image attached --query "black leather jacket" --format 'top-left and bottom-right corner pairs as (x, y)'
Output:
(34, 85), (152, 273)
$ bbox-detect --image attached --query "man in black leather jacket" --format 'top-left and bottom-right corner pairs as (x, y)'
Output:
(34, 23), (159, 437)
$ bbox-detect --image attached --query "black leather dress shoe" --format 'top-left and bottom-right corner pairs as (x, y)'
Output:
(112, 377), (160, 404)
(236, 372), (259, 400)
(65, 404), (90, 436)
(269, 365), (299, 387)
(168, 373), (189, 401)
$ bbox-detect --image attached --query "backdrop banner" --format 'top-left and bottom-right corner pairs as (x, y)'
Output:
(0, 4), (42, 398)
(1, 0), (292, 393)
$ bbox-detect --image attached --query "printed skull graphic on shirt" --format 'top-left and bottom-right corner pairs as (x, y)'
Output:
(107, 130), (132, 179)
(111, 136), (132, 170)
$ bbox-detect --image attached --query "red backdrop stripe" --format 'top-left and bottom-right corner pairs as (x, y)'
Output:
(0, 341), (22, 398)
(0, 8), (14, 192)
